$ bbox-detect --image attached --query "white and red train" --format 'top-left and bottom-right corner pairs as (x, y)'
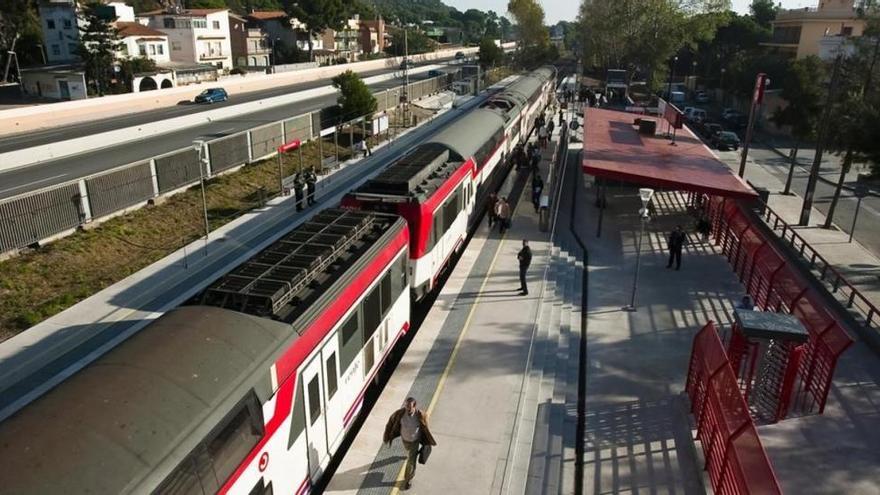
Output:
(0, 66), (555, 495)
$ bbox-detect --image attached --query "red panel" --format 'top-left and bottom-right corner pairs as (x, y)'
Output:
(581, 108), (757, 198)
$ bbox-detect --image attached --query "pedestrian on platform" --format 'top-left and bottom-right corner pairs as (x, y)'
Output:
(518, 239), (532, 295)
(487, 192), (498, 227)
(293, 173), (305, 212)
(666, 225), (688, 270)
(737, 295), (757, 311)
(532, 177), (544, 213)
(356, 139), (371, 158)
(547, 119), (555, 137)
(383, 397), (437, 491)
(306, 170), (317, 206)
(538, 126), (549, 149)
(696, 215), (711, 242)
(530, 151), (540, 176)
(496, 197), (511, 234)
(559, 109), (564, 126)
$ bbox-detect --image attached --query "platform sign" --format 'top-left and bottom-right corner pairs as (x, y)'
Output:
(663, 101), (684, 129)
(372, 114), (389, 134)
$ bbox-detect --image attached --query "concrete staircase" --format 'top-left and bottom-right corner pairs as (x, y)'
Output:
(519, 234), (583, 495)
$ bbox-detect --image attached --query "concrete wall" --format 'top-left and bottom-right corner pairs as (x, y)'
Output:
(20, 70), (87, 101)
(0, 46), (477, 136)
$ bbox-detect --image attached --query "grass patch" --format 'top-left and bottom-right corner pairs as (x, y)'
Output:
(0, 109), (414, 340)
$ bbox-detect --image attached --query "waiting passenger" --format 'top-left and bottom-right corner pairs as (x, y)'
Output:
(518, 239), (532, 295)
(496, 197), (511, 234)
(487, 192), (499, 227)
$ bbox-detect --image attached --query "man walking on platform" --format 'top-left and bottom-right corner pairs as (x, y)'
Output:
(305, 170), (317, 206)
(293, 173), (305, 212)
(666, 225), (687, 270)
(487, 192), (498, 227)
(495, 197), (511, 234)
(518, 239), (532, 295)
(384, 397), (437, 491)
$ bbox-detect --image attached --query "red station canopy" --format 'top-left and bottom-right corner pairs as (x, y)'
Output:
(581, 108), (757, 198)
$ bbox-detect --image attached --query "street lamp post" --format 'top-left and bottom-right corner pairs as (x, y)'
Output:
(193, 140), (211, 255)
(624, 188), (655, 311)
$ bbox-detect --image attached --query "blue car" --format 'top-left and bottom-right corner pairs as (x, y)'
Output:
(194, 87), (228, 104)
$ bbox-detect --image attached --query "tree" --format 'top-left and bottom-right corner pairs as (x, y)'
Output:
(187, 0), (228, 8)
(77, 2), (122, 96)
(387, 29), (437, 56)
(478, 38), (503, 68)
(0, 0), (44, 68)
(332, 70), (377, 120)
(771, 56), (825, 194)
(281, 0), (349, 62)
(508, 0), (548, 49)
(578, 0), (725, 90)
(118, 56), (157, 91)
(749, 0), (777, 30)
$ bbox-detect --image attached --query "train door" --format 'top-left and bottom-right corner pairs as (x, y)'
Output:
(322, 337), (345, 452)
(302, 355), (329, 479)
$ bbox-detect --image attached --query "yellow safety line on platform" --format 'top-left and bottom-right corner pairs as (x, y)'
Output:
(389, 189), (524, 494)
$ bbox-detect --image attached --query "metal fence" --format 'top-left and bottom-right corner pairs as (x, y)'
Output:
(0, 72), (459, 256)
(686, 321), (782, 495)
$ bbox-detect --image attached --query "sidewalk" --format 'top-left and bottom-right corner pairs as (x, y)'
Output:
(0, 98), (486, 421)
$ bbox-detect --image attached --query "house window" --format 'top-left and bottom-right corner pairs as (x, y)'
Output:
(163, 17), (174, 29)
(51, 44), (60, 56)
(149, 44), (156, 55)
(193, 19), (207, 28)
(213, 20), (220, 29)
(139, 44), (147, 56)
(171, 41), (181, 51)
(157, 44), (164, 55)
(47, 19), (56, 29)
(63, 19), (72, 29)
(842, 26), (853, 37)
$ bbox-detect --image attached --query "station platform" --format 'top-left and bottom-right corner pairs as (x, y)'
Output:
(326, 107), (880, 495)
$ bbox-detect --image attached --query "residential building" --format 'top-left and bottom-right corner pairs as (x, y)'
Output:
(142, 8), (233, 70)
(247, 10), (322, 56)
(37, 0), (83, 64)
(763, 0), (867, 58)
(320, 16), (362, 61)
(359, 18), (385, 55)
(229, 13), (271, 69)
(116, 22), (170, 64)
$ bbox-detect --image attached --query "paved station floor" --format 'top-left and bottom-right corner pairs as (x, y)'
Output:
(327, 115), (880, 495)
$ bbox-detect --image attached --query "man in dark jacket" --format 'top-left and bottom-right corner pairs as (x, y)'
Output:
(293, 173), (305, 212)
(305, 171), (317, 206)
(667, 225), (687, 270)
(384, 397), (437, 490)
(518, 239), (532, 295)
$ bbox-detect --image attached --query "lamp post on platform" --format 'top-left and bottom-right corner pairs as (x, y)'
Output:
(624, 188), (655, 312)
(193, 139), (211, 255)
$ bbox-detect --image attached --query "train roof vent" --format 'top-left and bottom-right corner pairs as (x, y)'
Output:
(362, 143), (457, 196)
(200, 208), (386, 319)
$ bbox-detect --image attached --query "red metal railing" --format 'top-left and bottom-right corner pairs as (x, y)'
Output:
(686, 321), (783, 495)
(704, 196), (853, 416)
(760, 206), (880, 333)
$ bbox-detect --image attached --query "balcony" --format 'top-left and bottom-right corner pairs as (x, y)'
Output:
(246, 28), (264, 38)
(200, 53), (226, 60)
(775, 6), (857, 22)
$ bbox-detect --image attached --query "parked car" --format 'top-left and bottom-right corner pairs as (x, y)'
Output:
(455, 51), (465, 60)
(702, 123), (723, 139)
(690, 108), (708, 123)
(194, 88), (228, 104)
(714, 131), (741, 151)
(428, 69), (443, 77)
(694, 90), (710, 103)
(682, 106), (696, 118)
(721, 108), (742, 121)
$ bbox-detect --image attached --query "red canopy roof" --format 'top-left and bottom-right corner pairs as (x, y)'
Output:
(581, 108), (757, 198)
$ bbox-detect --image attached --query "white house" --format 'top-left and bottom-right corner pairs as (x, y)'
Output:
(115, 22), (170, 63)
(37, 0), (83, 63)
(142, 8), (233, 70)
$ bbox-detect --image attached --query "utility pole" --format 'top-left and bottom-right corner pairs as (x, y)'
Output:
(800, 54), (843, 226)
(403, 28), (409, 127)
(738, 73), (768, 177)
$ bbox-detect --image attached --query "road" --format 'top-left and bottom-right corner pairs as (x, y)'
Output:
(0, 56), (459, 152)
(716, 143), (880, 259)
(0, 72), (433, 201)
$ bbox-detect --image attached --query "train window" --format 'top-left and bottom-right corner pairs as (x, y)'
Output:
(154, 454), (206, 495)
(362, 285), (381, 339)
(363, 338), (375, 375)
(326, 353), (338, 399)
(433, 213), (443, 250)
(391, 255), (406, 300)
(380, 271), (392, 315)
(206, 393), (265, 486)
(308, 376), (321, 425)
(338, 310), (362, 373)
(287, 380), (306, 448)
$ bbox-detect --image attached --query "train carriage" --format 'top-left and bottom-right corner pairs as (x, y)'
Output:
(0, 208), (410, 495)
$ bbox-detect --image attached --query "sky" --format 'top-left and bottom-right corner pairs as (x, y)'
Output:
(442, 0), (818, 25)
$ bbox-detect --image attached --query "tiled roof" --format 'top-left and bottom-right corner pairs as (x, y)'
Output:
(247, 10), (287, 20)
(115, 21), (167, 38)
